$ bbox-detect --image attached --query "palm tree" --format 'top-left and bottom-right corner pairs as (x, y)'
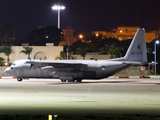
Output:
(55, 51), (66, 60)
(20, 46), (33, 59)
(76, 47), (88, 60)
(99, 44), (123, 58)
(2, 44), (12, 65)
(60, 51), (66, 60)
(0, 57), (4, 66)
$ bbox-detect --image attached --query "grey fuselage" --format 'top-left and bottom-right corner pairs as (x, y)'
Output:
(6, 59), (130, 80)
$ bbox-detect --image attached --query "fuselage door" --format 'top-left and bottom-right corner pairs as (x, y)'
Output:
(19, 70), (24, 77)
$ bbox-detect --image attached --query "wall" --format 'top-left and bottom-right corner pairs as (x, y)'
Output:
(72, 54), (111, 60)
(0, 46), (63, 63)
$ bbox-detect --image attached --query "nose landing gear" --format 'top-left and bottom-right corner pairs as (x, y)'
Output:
(17, 77), (22, 82)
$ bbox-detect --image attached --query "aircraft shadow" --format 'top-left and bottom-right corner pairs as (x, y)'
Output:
(28, 79), (160, 86)
(48, 81), (160, 86)
(137, 83), (160, 86)
(48, 80), (135, 85)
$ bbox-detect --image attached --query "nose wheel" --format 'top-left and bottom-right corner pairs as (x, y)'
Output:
(17, 77), (22, 82)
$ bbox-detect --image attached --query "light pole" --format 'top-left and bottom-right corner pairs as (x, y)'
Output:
(66, 47), (69, 60)
(52, 3), (65, 29)
(154, 40), (159, 76)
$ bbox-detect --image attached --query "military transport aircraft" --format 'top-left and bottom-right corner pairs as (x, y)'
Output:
(5, 28), (147, 82)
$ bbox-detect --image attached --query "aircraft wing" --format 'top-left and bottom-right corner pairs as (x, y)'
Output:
(26, 60), (88, 71)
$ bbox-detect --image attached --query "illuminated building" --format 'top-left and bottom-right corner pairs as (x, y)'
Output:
(92, 26), (160, 43)
(60, 25), (76, 45)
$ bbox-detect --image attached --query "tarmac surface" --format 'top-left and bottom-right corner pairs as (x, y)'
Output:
(0, 78), (160, 115)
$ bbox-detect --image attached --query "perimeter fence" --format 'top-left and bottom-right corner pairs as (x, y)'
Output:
(114, 66), (151, 76)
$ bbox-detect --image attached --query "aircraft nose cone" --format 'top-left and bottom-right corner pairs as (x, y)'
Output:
(5, 67), (11, 74)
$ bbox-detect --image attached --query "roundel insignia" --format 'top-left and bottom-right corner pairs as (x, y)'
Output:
(101, 65), (106, 70)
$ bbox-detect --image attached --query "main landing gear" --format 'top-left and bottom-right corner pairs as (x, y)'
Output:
(61, 79), (82, 83)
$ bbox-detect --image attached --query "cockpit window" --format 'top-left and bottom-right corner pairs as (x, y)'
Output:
(12, 63), (16, 66)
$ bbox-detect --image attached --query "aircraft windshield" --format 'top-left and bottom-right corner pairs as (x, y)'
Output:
(12, 63), (16, 66)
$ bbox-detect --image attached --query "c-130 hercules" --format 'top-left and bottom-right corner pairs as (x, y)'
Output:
(5, 28), (147, 82)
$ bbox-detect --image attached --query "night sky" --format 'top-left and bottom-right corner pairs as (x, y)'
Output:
(1, 0), (160, 37)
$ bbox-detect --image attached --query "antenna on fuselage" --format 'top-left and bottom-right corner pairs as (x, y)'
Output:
(29, 64), (33, 71)
(44, 56), (46, 60)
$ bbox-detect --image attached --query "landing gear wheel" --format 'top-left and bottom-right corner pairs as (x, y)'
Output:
(68, 80), (75, 82)
(17, 77), (22, 82)
(76, 79), (82, 82)
(61, 80), (66, 82)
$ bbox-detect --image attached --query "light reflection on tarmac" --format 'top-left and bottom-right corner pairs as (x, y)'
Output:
(0, 78), (160, 115)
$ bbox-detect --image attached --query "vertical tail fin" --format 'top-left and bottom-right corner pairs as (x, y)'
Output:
(123, 28), (147, 62)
